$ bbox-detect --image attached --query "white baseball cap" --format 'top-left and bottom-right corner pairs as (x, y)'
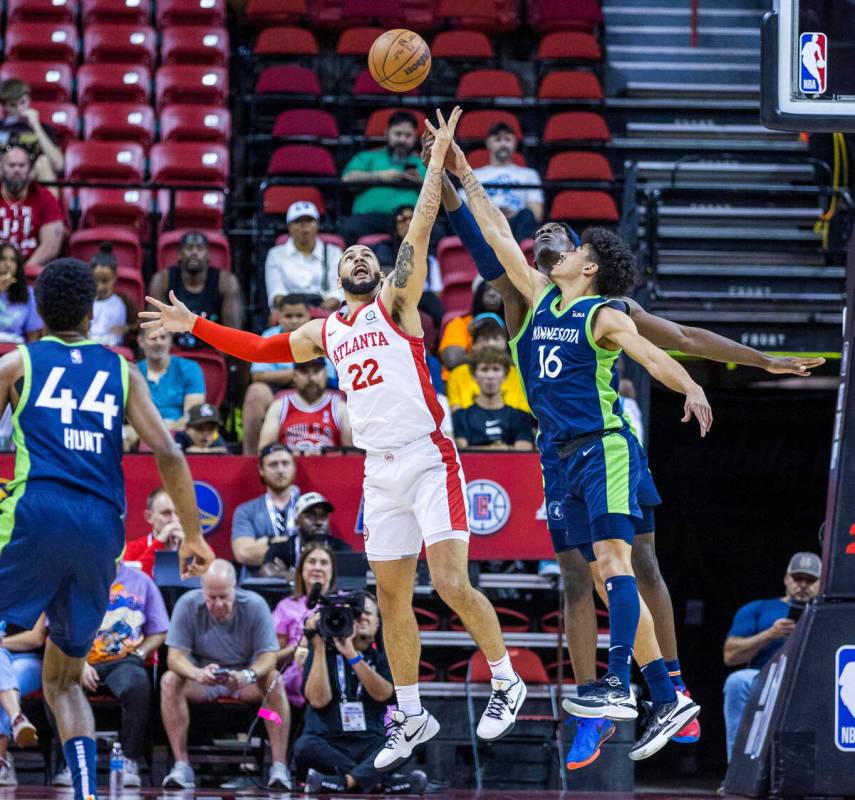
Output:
(286, 200), (320, 224)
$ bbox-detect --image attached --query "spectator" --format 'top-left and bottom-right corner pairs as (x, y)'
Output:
(297, 591), (426, 794)
(452, 347), (534, 451)
(175, 403), (231, 454)
(124, 487), (187, 578)
(0, 243), (41, 343)
(0, 639), (38, 787)
(0, 145), (64, 265)
(438, 278), (505, 371)
(446, 314), (529, 413)
(231, 444), (300, 574)
(264, 202), (344, 311)
(259, 359), (352, 454)
(722, 551), (821, 761)
(90, 243), (133, 348)
(341, 112), (426, 242)
(242, 294), (338, 455)
(148, 231), (243, 349)
(160, 560), (291, 790)
(52, 562), (168, 788)
(0, 79), (64, 189)
(464, 122), (543, 241)
(619, 371), (644, 443)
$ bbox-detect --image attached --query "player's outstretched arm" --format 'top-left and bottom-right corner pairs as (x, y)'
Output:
(594, 307), (713, 437)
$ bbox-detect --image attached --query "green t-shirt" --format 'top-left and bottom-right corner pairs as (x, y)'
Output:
(343, 147), (427, 215)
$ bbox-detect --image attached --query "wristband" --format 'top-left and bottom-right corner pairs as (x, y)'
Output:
(347, 653), (363, 666)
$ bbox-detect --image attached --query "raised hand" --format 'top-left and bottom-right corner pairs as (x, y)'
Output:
(139, 290), (196, 334)
(682, 385), (713, 437)
(424, 106), (463, 163)
(763, 355), (826, 376)
(179, 536), (215, 580)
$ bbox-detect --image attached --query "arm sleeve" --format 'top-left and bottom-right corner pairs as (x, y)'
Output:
(446, 202), (506, 282)
(727, 601), (762, 638)
(192, 316), (295, 362)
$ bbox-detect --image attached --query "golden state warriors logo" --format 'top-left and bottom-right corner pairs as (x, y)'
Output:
(194, 481), (223, 536)
(466, 479), (511, 535)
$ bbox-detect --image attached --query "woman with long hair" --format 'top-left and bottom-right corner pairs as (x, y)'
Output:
(0, 243), (42, 343)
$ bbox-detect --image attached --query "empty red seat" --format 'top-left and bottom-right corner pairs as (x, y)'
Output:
(8, 0), (77, 24)
(549, 190), (619, 223)
(162, 26), (230, 66)
(78, 187), (151, 234)
(543, 111), (610, 143)
(456, 110), (521, 142)
(77, 64), (151, 108)
(156, 0), (226, 26)
(83, 103), (155, 146)
(272, 109), (339, 139)
(537, 31), (602, 61)
(335, 27), (383, 55)
(35, 102), (79, 143)
(5, 23), (78, 64)
(267, 145), (336, 177)
(538, 70), (603, 100)
(84, 24), (156, 66)
(159, 189), (225, 230)
(254, 26), (318, 56)
(364, 108), (426, 137)
(82, 0), (151, 24)
(114, 268), (145, 310)
(263, 185), (325, 216)
(157, 229), (231, 271)
(150, 143), (228, 185)
(341, 0), (405, 26)
(0, 62), (72, 102)
(352, 68), (421, 96)
(431, 30), (494, 59)
(466, 148), (526, 169)
(529, 0), (603, 32)
(65, 141), (145, 182)
(457, 69), (522, 99)
(437, 236), (478, 284)
(255, 65), (320, 95)
(546, 151), (613, 182)
(160, 105), (231, 143)
(244, 0), (306, 26)
(69, 226), (142, 273)
(437, 0), (518, 32)
(155, 66), (227, 109)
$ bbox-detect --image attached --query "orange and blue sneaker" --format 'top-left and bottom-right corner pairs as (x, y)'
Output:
(565, 717), (616, 770)
(672, 690), (701, 744)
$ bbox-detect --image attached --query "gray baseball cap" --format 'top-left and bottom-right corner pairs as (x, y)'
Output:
(786, 551), (821, 578)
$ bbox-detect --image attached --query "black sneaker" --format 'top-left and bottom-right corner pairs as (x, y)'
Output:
(629, 691), (700, 761)
(561, 675), (637, 721)
(305, 768), (347, 794)
(383, 770), (428, 795)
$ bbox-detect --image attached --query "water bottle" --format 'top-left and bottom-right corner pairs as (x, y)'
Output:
(109, 742), (124, 796)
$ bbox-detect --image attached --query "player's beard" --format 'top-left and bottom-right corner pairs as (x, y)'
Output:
(341, 272), (381, 297)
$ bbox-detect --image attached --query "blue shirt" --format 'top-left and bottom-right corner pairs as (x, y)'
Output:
(0, 287), (42, 342)
(138, 356), (205, 421)
(250, 325), (338, 389)
(727, 598), (789, 670)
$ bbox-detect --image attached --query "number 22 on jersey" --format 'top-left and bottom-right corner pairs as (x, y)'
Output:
(348, 358), (384, 391)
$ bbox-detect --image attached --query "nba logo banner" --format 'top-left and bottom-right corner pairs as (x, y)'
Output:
(836, 645), (855, 751)
(799, 32), (827, 95)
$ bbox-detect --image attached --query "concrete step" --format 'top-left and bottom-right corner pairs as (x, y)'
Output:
(622, 81), (760, 99)
(610, 62), (760, 87)
(658, 206), (823, 224)
(658, 264), (844, 279)
(613, 0), (770, 8)
(606, 25), (760, 48)
(654, 288), (844, 304)
(634, 160), (816, 184)
(605, 96), (762, 114)
(603, 7), (764, 27)
(626, 121), (794, 141)
(612, 136), (805, 154)
(606, 45), (759, 64)
(657, 224), (822, 241)
(657, 248), (826, 266)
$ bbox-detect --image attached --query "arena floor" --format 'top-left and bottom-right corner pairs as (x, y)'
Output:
(0, 790), (732, 799)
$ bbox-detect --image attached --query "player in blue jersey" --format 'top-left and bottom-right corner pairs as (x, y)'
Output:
(0, 260), (214, 800)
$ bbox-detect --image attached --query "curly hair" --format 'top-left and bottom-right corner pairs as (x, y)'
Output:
(581, 227), (638, 297)
(34, 258), (96, 332)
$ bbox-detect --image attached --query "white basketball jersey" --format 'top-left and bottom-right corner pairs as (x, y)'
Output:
(323, 296), (443, 451)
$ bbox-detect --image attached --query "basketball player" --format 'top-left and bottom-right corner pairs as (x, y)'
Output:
(140, 108), (527, 771)
(0, 260), (214, 800)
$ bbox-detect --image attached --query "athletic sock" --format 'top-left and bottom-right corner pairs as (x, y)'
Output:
(63, 736), (97, 800)
(394, 683), (422, 717)
(604, 575), (640, 687)
(665, 658), (686, 692)
(641, 658), (678, 706)
(487, 651), (515, 682)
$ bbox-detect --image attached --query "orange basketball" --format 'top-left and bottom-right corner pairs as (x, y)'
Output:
(368, 29), (431, 93)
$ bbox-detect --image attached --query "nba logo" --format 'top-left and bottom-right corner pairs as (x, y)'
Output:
(799, 32), (827, 95)
(70, 349), (82, 364)
(835, 645), (855, 751)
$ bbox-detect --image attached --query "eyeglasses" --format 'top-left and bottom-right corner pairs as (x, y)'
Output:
(395, 213), (413, 222)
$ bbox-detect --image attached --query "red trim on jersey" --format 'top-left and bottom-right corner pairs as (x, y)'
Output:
(431, 430), (469, 532)
(336, 300), (371, 328)
(376, 294), (423, 342)
(320, 315), (329, 356)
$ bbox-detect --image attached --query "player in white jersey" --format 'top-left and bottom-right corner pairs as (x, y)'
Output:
(141, 108), (526, 770)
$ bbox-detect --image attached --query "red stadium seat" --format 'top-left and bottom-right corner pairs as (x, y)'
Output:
(244, 0), (306, 27)
(162, 26), (230, 66)
(437, 237), (478, 285)
(466, 148), (526, 169)
(156, 0), (226, 26)
(352, 68), (421, 96)
(82, 0), (151, 25)
(549, 190), (619, 223)
(114, 268), (145, 310)
(83, 24), (156, 66)
(537, 31), (602, 62)
(263, 185), (325, 216)
(172, 348), (228, 406)
(545, 151), (613, 182)
(157, 229), (231, 271)
(65, 141), (146, 182)
(456, 110), (522, 143)
(5, 23), (78, 64)
(543, 111), (611, 143)
(437, 0), (518, 32)
(159, 190), (225, 230)
(267, 145), (337, 177)
(35, 102), (79, 143)
(78, 187), (152, 234)
(150, 143), (229, 185)
(160, 105), (231, 143)
(538, 70), (603, 100)
(255, 65), (320, 95)
(457, 69), (522, 99)
(272, 109), (339, 139)
(337, 0), (404, 27)
(254, 26), (318, 56)
(440, 280), (474, 317)
(357, 233), (391, 247)
(430, 30), (494, 59)
(528, 0), (604, 32)
(0, 62), (72, 103)
(364, 108), (426, 137)
(335, 27), (384, 55)
(156, 66), (227, 109)
(83, 103), (155, 146)
(77, 64), (151, 108)
(8, 0), (77, 24)
(69, 226), (142, 273)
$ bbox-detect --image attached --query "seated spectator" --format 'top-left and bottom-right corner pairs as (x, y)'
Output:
(124, 487), (187, 578)
(259, 359), (352, 455)
(0, 634), (38, 787)
(52, 562), (168, 789)
(297, 591), (426, 794)
(148, 231), (242, 349)
(231, 444), (300, 574)
(160, 560), (290, 790)
(438, 278), (505, 371)
(463, 122), (543, 242)
(0, 145), (64, 266)
(0, 243), (41, 343)
(446, 314), (529, 413)
(175, 403), (231, 454)
(722, 551), (820, 762)
(340, 112), (426, 243)
(264, 202), (344, 311)
(0, 79), (64, 190)
(452, 347), (534, 450)
(90, 243), (133, 348)
(619, 370), (644, 443)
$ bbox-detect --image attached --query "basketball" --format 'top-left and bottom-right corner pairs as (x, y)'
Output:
(368, 29), (431, 93)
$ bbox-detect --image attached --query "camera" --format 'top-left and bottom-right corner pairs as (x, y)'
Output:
(308, 587), (365, 640)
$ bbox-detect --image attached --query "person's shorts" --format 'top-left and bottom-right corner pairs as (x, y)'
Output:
(362, 432), (470, 561)
(0, 486), (124, 658)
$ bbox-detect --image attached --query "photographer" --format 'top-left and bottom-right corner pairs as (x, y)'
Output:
(295, 592), (427, 794)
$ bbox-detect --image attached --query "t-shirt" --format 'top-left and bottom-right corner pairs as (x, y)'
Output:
(88, 563), (169, 664)
(0, 118), (61, 152)
(0, 183), (64, 260)
(138, 355), (205, 421)
(272, 594), (312, 706)
(342, 147), (426, 215)
(231, 489), (300, 542)
(452, 404), (534, 447)
(123, 533), (166, 578)
(250, 324), (338, 388)
(166, 588), (279, 668)
(0, 286), (42, 342)
(464, 164), (544, 216)
(726, 598), (789, 670)
(446, 363), (530, 413)
(90, 293), (127, 347)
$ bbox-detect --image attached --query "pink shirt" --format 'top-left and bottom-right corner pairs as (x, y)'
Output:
(272, 595), (311, 707)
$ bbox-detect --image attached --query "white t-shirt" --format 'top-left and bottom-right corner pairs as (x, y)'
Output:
(264, 238), (344, 306)
(462, 164), (544, 216)
(90, 293), (127, 347)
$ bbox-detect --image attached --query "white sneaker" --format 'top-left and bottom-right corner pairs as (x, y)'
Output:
(123, 758), (141, 788)
(267, 761), (291, 790)
(162, 761), (196, 789)
(0, 755), (17, 787)
(629, 691), (701, 761)
(373, 708), (440, 771)
(476, 673), (527, 741)
(53, 766), (72, 787)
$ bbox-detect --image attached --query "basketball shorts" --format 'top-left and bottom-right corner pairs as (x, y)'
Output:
(0, 486), (125, 658)
(362, 431), (470, 561)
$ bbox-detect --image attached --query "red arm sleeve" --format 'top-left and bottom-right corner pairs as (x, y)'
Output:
(192, 316), (294, 363)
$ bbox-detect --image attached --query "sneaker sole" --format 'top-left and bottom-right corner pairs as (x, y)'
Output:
(374, 716), (441, 772)
(673, 719), (702, 744)
(477, 681), (528, 742)
(629, 702), (701, 761)
(566, 723), (616, 770)
(162, 779), (196, 789)
(562, 698), (638, 721)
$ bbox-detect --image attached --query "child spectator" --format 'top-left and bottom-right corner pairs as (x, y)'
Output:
(89, 243), (132, 347)
(175, 403), (231, 454)
(0, 243), (41, 343)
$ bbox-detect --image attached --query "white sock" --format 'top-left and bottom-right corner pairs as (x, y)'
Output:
(394, 683), (422, 717)
(488, 651), (515, 682)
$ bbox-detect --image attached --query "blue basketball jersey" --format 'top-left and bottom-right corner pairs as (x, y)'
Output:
(8, 337), (128, 513)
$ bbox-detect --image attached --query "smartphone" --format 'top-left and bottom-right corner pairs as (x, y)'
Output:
(212, 667), (231, 683)
(786, 604), (804, 622)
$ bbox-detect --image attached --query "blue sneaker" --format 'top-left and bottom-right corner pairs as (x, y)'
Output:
(565, 717), (616, 770)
